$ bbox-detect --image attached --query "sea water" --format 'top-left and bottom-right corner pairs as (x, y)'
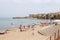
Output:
(0, 18), (50, 30)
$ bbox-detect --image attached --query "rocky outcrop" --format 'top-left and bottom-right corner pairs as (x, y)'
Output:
(29, 12), (60, 19)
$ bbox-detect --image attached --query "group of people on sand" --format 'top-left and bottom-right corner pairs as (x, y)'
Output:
(19, 25), (35, 32)
(0, 21), (58, 35)
(38, 22), (58, 27)
(0, 24), (35, 35)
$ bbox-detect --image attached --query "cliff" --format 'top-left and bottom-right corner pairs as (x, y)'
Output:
(29, 12), (60, 19)
(13, 11), (60, 19)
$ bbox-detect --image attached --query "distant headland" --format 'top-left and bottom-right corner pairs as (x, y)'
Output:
(13, 16), (29, 19)
(13, 11), (60, 19)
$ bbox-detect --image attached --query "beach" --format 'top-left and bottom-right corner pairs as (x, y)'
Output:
(0, 22), (51, 40)
(0, 18), (50, 30)
(0, 18), (52, 40)
(0, 25), (49, 40)
(0, 0), (60, 40)
(0, 21), (60, 40)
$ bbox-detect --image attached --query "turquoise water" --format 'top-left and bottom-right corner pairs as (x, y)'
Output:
(0, 18), (50, 30)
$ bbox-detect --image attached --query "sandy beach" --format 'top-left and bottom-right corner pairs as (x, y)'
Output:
(0, 23), (60, 40)
(0, 24), (50, 40)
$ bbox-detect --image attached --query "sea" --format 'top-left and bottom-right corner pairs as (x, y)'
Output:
(0, 17), (51, 30)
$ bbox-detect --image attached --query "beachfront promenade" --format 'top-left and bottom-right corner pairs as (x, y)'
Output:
(0, 23), (60, 40)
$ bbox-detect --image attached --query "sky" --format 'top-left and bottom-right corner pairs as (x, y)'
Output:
(0, 0), (60, 17)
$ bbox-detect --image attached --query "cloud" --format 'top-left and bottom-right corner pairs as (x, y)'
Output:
(0, 0), (60, 17)
(13, 0), (51, 4)
(13, 0), (60, 4)
(0, 0), (10, 3)
(29, 0), (51, 3)
(13, 0), (22, 3)
(54, 0), (60, 3)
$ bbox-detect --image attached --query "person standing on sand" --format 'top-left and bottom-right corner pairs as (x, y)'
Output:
(23, 25), (25, 29)
(32, 25), (35, 31)
(19, 25), (22, 32)
(28, 25), (30, 29)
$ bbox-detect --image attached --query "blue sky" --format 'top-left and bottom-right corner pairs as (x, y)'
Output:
(0, 0), (60, 17)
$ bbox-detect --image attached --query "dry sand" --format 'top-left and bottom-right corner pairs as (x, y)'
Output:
(0, 25), (49, 40)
